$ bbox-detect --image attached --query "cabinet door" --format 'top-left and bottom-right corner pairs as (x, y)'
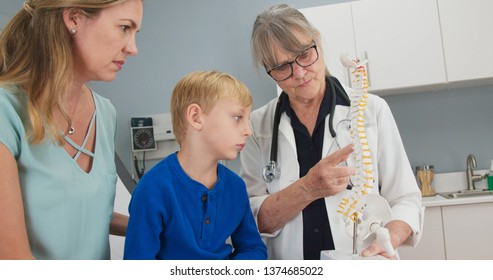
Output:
(300, 3), (356, 87)
(399, 206), (446, 260)
(438, 0), (493, 82)
(351, 0), (447, 93)
(442, 203), (493, 259)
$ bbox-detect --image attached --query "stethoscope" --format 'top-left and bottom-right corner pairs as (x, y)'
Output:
(262, 76), (351, 182)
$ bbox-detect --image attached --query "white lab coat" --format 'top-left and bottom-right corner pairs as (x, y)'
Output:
(239, 87), (423, 260)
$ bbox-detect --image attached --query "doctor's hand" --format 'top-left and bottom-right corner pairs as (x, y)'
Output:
(361, 220), (413, 259)
(361, 240), (398, 260)
(300, 144), (356, 201)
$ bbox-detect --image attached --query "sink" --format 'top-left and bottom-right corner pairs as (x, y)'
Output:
(439, 189), (493, 199)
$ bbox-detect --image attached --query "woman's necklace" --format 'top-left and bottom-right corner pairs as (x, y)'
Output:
(68, 126), (75, 135)
(67, 87), (85, 136)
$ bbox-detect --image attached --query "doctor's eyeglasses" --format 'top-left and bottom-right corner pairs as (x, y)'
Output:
(267, 43), (319, 82)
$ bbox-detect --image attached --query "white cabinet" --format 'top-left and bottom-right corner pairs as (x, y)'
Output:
(351, 0), (446, 93)
(400, 202), (493, 260)
(399, 206), (446, 260)
(437, 0), (493, 83)
(441, 203), (493, 259)
(300, 3), (356, 88)
(301, 0), (447, 94)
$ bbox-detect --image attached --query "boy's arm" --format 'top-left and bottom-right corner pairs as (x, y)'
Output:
(123, 177), (164, 260)
(230, 201), (267, 260)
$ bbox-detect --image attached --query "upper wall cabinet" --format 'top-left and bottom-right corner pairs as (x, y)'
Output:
(438, 0), (493, 83)
(351, 0), (447, 93)
(300, 3), (357, 88)
(302, 0), (447, 94)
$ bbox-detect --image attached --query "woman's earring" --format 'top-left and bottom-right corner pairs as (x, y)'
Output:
(69, 26), (76, 34)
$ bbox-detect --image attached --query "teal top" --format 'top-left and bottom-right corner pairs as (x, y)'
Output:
(0, 87), (117, 260)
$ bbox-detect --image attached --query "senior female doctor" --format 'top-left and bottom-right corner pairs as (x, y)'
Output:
(239, 4), (423, 260)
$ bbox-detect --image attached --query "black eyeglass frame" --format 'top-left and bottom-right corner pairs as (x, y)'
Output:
(266, 43), (319, 82)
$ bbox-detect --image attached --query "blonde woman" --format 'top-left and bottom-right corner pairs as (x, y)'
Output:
(0, 0), (143, 259)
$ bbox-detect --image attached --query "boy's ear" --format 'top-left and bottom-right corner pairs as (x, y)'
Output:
(185, 103), (203, 130)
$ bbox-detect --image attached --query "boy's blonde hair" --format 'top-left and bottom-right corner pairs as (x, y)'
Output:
(170, 70), (252, 145)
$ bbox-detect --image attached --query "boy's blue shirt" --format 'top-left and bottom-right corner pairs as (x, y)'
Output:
(124, 152), (267, 260)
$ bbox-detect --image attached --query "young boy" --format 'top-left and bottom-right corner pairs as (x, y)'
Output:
(124, 71), (267, 260)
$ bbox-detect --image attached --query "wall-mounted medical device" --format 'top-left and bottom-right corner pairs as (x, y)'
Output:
(130, 117), (157, 152)
(130, 113), (178, 179)
(130, 113), (178, 161)
(147, 113), (175, 142)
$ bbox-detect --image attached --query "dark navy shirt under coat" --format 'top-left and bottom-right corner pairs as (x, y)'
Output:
(278, 76), (349, 260)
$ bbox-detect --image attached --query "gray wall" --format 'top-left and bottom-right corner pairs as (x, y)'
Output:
(2, 0), (492, 176)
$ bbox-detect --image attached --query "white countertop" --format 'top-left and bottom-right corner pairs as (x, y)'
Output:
(422, 193), (493, 207)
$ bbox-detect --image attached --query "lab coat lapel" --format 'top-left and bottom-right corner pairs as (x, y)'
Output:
(278, 113), (296, 154)
(322, 105), (350, 159)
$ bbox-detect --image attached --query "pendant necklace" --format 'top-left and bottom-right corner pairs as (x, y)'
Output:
(67, 87), (84, 136)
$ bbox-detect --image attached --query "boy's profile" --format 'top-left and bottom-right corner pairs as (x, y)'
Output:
(124, 70), (267, 260)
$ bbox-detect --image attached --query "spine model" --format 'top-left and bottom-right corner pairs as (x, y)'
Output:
(338, 55), (374, 224)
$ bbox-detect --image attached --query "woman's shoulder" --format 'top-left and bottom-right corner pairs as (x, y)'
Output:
(91, 90), (117, 121)
(365, 92), (390, 113)
(0, 86), (25, 108)
(0, 87), (27, 157)
(251, 97), (278, 119)
(0, 87), (27, 123)
(91, 90), (114, 107)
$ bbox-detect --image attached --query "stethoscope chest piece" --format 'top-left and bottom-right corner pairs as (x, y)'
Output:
(263, 161), (281, 182)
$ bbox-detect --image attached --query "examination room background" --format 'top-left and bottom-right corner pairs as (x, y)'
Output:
(1, 0), (492, 180)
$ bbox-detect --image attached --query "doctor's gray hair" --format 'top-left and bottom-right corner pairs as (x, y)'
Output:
(251, 4), (323, 73)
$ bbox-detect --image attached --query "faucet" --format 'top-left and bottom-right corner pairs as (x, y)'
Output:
(466, 154), (484, 191)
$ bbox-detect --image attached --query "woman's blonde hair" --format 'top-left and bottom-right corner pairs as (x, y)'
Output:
(0, 0), (130, 144)
(170, 70), (252, 145)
